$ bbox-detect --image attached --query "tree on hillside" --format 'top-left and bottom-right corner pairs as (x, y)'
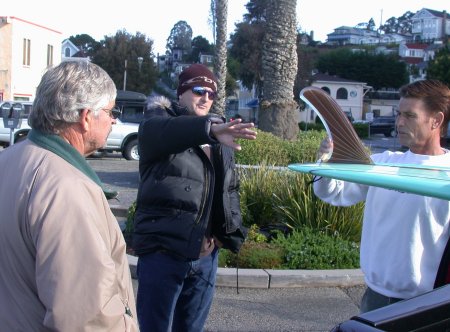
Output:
(294, 43), (320, 101)
(355, 18), (376, 31)
(211, 0), (228, 116)
(397, 11), (414, 34)
(229, 0), (267, 94)
(379, 11), (414, 35)
(367, 18), (376, 31)
(243, 0), (269, 22)
(166, 21), (193, 56)
(92, 30), (157, 94)
(69, 34), (99, 57)
(229, 21), (265, 93)
(258, 0), (299, 140)
(187, 36), (214, 63)
(379, 17), (398, 34)
(316, 48), (408, 90)
(427, 46), (450, 86)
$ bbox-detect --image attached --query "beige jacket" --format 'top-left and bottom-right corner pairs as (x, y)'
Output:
(0, 141), (138, 331)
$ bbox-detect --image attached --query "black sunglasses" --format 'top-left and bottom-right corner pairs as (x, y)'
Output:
(191, 87), (217, 100)
(102, 106), (122, 119)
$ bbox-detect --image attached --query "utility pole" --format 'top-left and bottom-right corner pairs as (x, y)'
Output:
(123, 59), (128, 91)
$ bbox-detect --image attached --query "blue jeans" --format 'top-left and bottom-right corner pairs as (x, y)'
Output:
(360, 287), (403, 313)
(136, 248), (218, 332)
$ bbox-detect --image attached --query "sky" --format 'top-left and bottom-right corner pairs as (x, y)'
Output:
(4, 0), (449, 55)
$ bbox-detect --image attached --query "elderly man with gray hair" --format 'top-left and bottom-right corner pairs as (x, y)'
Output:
(0, 61), (138, 331)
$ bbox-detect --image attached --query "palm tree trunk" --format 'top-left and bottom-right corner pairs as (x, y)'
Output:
(212, 0), (228, 117)
(259, 0), (299, 140)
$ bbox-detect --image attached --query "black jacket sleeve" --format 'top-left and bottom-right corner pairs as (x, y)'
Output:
(138, 108), (219, 163)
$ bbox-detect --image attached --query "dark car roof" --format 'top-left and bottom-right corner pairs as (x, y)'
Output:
(116, 90), (147, 103)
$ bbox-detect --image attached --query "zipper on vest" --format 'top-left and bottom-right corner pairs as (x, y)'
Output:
(195, 166), (209, 224)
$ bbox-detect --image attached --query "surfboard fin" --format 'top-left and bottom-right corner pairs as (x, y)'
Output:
(300, 87), (373, 164)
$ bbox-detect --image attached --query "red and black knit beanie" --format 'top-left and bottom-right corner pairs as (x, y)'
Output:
(177, 64), (218, 97)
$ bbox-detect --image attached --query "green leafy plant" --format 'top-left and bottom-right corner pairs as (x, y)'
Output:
(124, 201), (136, 235)
(235, 129), (291, 166)
(239, 166), (363, 242)
(219, 224), (284, 269)
(236, 129), (326, 166)
(273, 227), (360, 269)
(247, 224), (268, 243)
(219, 242), (285, 269)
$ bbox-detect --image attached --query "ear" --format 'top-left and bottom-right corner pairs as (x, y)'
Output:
(433, 111), (445, 129)
(78, 109), (91, 132)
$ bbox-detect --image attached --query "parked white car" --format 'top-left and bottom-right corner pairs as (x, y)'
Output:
(100, 119), (140, 160)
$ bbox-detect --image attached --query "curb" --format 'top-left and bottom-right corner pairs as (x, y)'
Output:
(118, 207), (365, 288)
(111, 205), (128, 218)
(126, 255), (365, 289)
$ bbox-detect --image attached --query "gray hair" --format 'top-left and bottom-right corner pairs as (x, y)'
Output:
(29, 61), (117, 134)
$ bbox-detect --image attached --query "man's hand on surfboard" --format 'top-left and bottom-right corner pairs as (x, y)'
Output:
(317, 137), (333, 162)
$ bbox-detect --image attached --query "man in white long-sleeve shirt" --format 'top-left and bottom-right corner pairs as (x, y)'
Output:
(313, 79), (450, 313)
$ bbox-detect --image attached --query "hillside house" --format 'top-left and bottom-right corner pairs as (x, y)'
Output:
(61, 39), (79, 58)
(411, 8), (449, 42)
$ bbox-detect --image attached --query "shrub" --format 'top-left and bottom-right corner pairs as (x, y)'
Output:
(220, 242), (285, 269)
(219, 225), (285, 269)
(273, 227), (360, 269)
(236, 129), (326, 166)
(236, 129), (291, 166)
(286, 130), (327, 164)
(125, 201), (136, 235)
(298, 121), (325, 131)
(238, 164), (290, 228)
(239, 166), (363, 242)
(353, 122), (369, 138)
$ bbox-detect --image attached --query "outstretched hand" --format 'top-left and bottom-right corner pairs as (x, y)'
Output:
(210, 119), (257, 151)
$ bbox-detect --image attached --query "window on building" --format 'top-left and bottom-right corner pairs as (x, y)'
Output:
(23, 38), (31, 66)
(336, 87), (348, 99)
(65, 47), (71, 57)
(321, 87), (331, 94)
(47, 45), (54, 67)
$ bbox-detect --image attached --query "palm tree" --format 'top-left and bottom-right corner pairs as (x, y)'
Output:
(211, 0), (228, 116)
(259, 0), (299, 140)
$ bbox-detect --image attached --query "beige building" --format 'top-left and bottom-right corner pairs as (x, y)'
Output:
(0, 16), (62, 101)
(300, 73), (371, 123)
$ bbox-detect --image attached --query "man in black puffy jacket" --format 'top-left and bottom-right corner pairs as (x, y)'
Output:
(133, 64), (257, 332)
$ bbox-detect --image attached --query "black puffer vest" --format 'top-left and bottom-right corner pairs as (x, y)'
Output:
(132, 96), (247, 260)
